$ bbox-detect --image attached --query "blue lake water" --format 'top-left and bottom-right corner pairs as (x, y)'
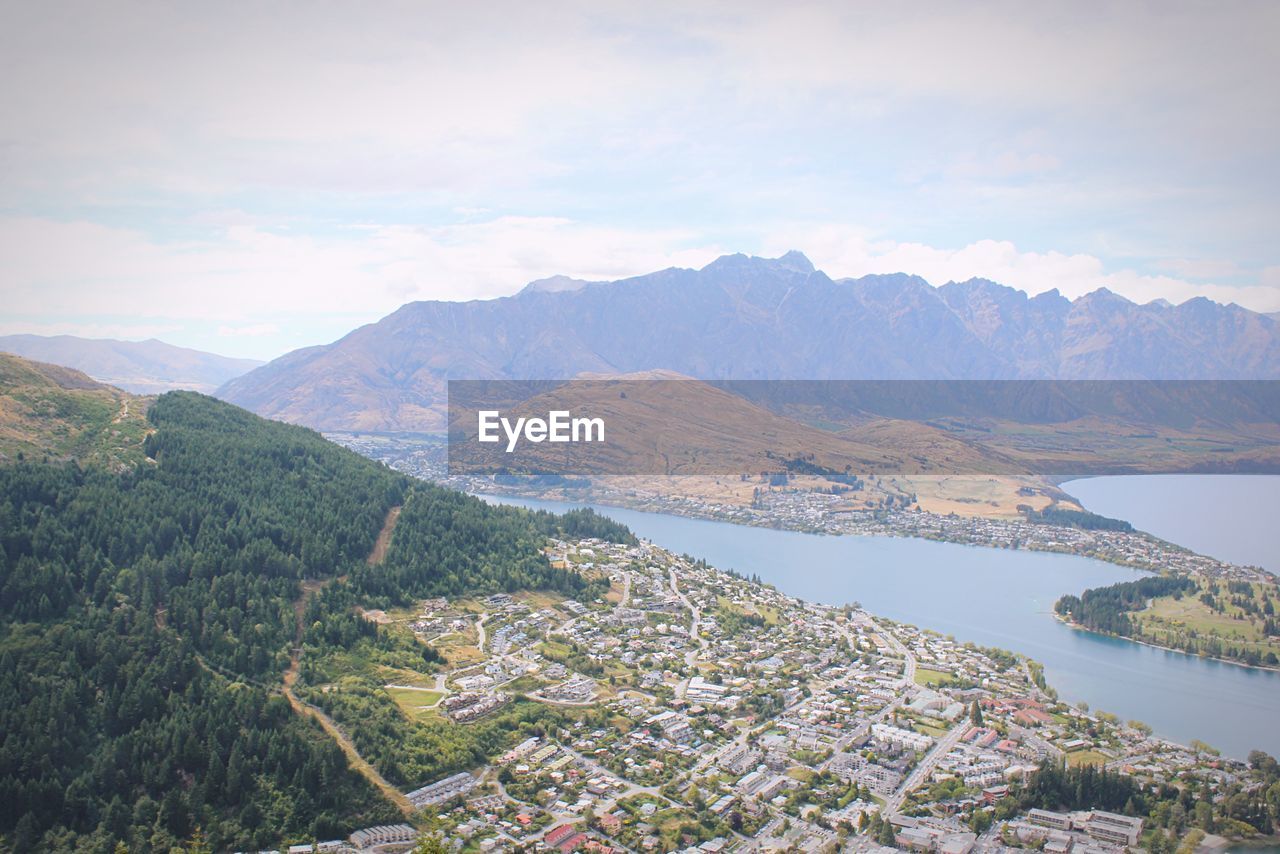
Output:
(480, 491), (1280, 759)
(1062, 474), (1280, 574)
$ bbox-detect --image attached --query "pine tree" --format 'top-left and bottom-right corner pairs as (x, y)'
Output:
(877, 817), (897, 846)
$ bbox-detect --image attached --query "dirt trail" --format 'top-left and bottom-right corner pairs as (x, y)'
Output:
(281, 673), (414, 814)
(366, 504), (402, 566)
(281, 505), (413, 816)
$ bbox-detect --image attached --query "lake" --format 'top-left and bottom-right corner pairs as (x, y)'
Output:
(480, 489), (1280, 759)
(1062, 475), (1280, 574)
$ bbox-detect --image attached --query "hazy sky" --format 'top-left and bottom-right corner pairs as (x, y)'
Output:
(2, 1), (1278, 359)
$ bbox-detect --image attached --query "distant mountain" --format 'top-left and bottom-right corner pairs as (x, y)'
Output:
(0, 334), (262, 394)
(217, 252), (1280, 432)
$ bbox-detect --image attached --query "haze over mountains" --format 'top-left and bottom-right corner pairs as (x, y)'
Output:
(217, 252), (1280, 432)
(0, 334), (263, 395)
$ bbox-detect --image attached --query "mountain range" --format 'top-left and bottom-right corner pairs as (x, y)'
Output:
(0, 334), (262, 395)
(217, 251), (1280, 432)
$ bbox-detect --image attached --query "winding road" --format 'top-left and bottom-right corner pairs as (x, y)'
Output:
(280, 504), (414, 816)
(669, 568), (709, 671)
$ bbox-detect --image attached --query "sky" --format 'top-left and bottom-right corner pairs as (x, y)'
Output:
(2, 1), (1278, 360)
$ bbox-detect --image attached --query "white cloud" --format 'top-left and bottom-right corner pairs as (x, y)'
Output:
(5, 215), (1278, 353)
(762, 227), (1280, 312)
(2, 2), (1276, 205)
(694, 3), (1277, 132)
(946, 151), (1062, 181)
(217, 323), (280, 338)
(1156, 258), (1246, 282)
(0, 215), (725, 322)
(0, 2), (1277, 351)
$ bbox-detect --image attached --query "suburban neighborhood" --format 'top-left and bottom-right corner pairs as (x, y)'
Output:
(268, 536), (1271, 854)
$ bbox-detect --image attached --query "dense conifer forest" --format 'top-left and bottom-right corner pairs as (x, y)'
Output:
(0, 392), (631, 852)
(1054, 576), (1197, 638)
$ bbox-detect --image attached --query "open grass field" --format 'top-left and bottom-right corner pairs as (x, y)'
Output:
(305, 647), (379, 683)
(1134, 580), (1280, 662)
(602, 473), (1066, 520)
(378, 604), (424, 623)
(384, 686), (443, 720)
(1066, 749), (1110, 768)
(502, 675), (544, 695)
(539, 638), (575, 659)
(714, 598), (783, 626)
(379, 667), (438, 689)
(1142, 592), (1266, 640)
(432, 625), (486, 667)
(914, 667), (954, 687)
(891, 475), (1062, 519)
(912, 719), (951, 738)
(514, 590), (566, 610)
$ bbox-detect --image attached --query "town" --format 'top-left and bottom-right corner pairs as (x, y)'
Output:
(272, 536), (1273, 854)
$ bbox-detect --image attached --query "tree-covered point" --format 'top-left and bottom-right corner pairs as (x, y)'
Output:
(1055, 576), (1197, 636)
(530, 506), (637, 545)
(1057, 573), (1280, 668)
(0, 392), (635, 852)
(1027, 505), (1133, 531)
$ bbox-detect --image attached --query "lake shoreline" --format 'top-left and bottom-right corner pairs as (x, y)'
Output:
(481, 491), (1280, 759)
(1051, 613), (1280, 676)
(1062, 474), (1279, 577)
(483, 489), (1278, 678)
(470, 485), (1248, 577)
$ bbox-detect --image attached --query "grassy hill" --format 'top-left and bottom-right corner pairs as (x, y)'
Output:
(1133, 579), (1280, 667)
(0, 352), (151, 470)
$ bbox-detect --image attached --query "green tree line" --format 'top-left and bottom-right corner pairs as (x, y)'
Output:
(1054, 576), (1196, 637)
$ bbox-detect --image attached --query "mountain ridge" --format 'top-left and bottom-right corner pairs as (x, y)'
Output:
(0, 352), (151, 469)
(0, 334), (263, 395)
(218, 252), (1280, 432)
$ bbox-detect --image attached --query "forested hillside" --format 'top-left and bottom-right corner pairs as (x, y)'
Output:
(0, 392), (632, 852)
